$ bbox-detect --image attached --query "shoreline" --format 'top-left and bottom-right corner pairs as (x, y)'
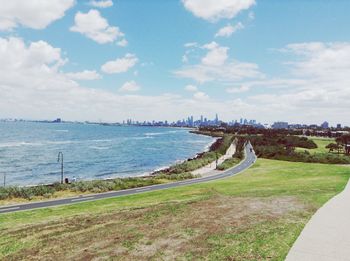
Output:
(0, 130), (241, 204)
(5, 128), (219, 188)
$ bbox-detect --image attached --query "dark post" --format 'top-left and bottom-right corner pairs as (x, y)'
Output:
(57, 152), (64, 184)
(3, 173), (5, 187)
(215, 152), (218, 168)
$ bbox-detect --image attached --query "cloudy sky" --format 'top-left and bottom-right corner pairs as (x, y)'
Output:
(0, 0), (349, 126)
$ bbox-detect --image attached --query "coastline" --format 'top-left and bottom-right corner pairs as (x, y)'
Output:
(1, 128), (219, 187)
(0, 124), (210, 187)
(0, 130), (241, 204)
(148, 132), (218, 177)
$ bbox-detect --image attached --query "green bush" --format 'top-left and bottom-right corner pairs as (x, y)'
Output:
(217, 157), (241, 171)
(249, 134), (350, 164)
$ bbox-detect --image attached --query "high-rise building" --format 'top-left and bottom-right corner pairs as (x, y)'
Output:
(321, 121), (329, 129)
(272, 121), (289, 129)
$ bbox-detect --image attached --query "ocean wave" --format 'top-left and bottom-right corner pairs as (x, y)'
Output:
(89, 146), (110, 150)
(46, 140), (76, 145)
(90, 139), (113, 142)
(0, 141), (44, 148)
(167, 130), (183, 134)
(153, 165), (171, 172)
(145, 130), (182, 136)
(55, 130), (69, 132)
(145, 132), (165, 136)
(131, 136), (153, 140)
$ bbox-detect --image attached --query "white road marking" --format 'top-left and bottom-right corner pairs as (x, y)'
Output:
(0, 206), (20, 212)
(71, 196), (95, 202)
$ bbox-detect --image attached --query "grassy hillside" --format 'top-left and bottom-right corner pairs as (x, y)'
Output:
(1, 159), (349, 260)
(295, 137), (335, 154)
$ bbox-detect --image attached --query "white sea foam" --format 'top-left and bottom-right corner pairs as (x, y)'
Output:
(0, 141), (44, 148)
(90, 139), (113, 142)
(145, 132), (164, 136)
(55, 130), (69, 132)
(153, 165), (171, 172)
(131, 136), (153, 140)
(46, 140), (75, 145)
(89, 146), (110, 150)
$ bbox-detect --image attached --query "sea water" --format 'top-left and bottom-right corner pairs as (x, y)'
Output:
(0, 122), (214, 186)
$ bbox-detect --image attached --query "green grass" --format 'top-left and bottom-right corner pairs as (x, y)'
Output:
(216, 157), (241, 170)
(295, 137), (335, 154)
(1, 159), (349, 260)
(0, 173), (196, 203)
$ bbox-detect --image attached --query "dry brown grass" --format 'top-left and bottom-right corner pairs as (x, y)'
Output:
(3, 194), (307, 261)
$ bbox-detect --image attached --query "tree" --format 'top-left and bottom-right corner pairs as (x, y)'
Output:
(326, 143), (342, 154)
(336, 134), (350, 155)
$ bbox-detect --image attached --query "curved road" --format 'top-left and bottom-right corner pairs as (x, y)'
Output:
(0, 143), (256, 214)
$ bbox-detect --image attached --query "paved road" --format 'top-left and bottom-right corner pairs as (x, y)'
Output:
(286, 178), (350, 261)
(0, 143), (256, 214)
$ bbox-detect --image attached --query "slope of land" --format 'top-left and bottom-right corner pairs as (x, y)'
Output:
(1, 159), (349, 260)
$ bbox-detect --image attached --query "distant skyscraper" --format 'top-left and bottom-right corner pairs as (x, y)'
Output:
(215, 113), (219, 124)
(321, 121), (329, 129)
(272, 121), (289, 129)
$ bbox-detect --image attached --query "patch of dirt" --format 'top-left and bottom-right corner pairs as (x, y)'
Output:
(3, 195), (307, 260)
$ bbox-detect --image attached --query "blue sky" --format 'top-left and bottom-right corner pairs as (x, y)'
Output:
(0, 0), (349, 125)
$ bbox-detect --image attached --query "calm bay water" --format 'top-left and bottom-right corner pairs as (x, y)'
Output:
(0, 122), (214, 186)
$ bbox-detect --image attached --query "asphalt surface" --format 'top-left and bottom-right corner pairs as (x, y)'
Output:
(0, 143), (256, 214)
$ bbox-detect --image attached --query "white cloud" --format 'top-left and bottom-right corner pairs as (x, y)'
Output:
(182, 54), (189, 63)
(182, 0), (255, 22)
(66, 70), (101, 80)
(0, 37), (242, 123)
(283, 42), (350, 81)
(119, 81), (140, 92)
(0, 37), (65, 71)
(215, 22), (244, 38)
(89, 0), (113, 8)
(201, 41), (228, 66)
(0, 0), (75, 31)
(2, 37), (350, 126)
(226, 85), (249, 93)
(175, 61), (263, 84)
(248, 11), (255, 20)
(193, 91), (209, 101)
(230, 42), (350, 124)
(117, 39), (128, 47)
(70, 9), (126, 44)
(101, 53), (138, 74)
(175, 42), (263, 84)
(185, 85), (198, 92)
(184, 42), (198, 48)
(174, 41), (350, 125)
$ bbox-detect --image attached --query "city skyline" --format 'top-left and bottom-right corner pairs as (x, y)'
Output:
(0, 1), (350, 125)
(1, 114), (347, 130)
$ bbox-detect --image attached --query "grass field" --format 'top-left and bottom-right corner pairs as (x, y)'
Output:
(1, 159), (349, 260)
(296, 137), (335, 154)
